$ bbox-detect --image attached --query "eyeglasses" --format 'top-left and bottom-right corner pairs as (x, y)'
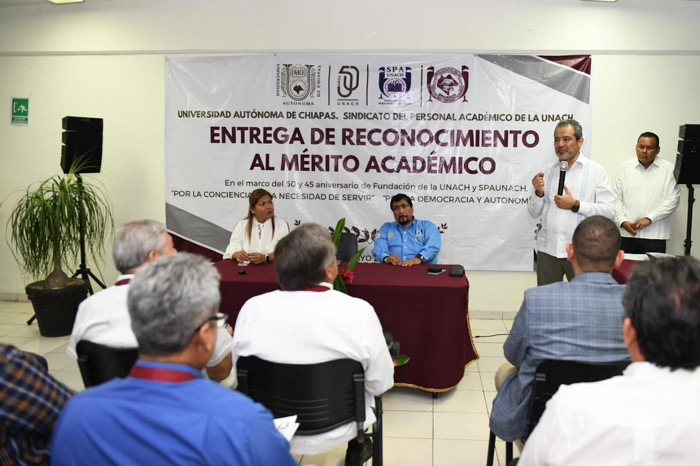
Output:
(192, 312), (228, 335)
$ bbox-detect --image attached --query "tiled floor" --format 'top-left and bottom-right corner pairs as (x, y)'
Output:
(0, 300), (514, 466)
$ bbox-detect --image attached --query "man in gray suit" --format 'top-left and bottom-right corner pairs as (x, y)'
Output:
(489, 215), (630, 442)
(519, 256), (700, 464)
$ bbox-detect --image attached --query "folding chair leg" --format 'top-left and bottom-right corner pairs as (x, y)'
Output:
(372, 397), (383, 466)
(506, 441), (513, 464)
(486, 430), (496, 466)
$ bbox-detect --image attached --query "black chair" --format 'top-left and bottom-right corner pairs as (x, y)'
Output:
(33, 353), (49, 371)
(76, 340), (139, 388)
(237, 356), (382, 465)
(337, 232), (359, 262)
(486, 359), (630, 466)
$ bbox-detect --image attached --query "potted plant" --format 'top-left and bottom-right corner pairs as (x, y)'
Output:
(330, 218), (366, 294)
(6, 157), (113, 336)
(330, 219), (409, 366)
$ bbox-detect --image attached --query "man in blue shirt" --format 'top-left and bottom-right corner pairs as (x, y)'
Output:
(372, 193), (442, 266)
(51, 253), (296, 466)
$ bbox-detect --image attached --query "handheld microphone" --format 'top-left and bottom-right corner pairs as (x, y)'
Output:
(557, 161), (567, 196)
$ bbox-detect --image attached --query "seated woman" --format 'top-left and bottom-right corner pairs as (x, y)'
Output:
(222, 188), (290, 264)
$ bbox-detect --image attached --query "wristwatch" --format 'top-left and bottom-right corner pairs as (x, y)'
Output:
(265, 254), (269, 263)
(416, 255), (425, 264)
(571, 200), (580, 213)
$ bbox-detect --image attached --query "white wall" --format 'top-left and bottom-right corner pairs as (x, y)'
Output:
(1, 0), (699, 314)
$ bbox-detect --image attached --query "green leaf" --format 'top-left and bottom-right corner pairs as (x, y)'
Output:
(395, 355), (411, 366)
(331, 218), (345, 247)
(333, 275), (347, 294)
(347, 247), (366, 270)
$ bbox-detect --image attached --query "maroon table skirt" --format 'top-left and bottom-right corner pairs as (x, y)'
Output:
(612, 259), (644, 284)
(214, 260), (478, 393)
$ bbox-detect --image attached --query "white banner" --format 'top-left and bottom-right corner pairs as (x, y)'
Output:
(165, 54), (592, 270)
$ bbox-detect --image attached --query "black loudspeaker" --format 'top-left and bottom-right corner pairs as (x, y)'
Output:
(674, 124), (700, 185)
(61, 116), (103, 174)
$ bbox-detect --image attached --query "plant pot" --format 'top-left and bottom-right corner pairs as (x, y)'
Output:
(26, 279), (89, 337)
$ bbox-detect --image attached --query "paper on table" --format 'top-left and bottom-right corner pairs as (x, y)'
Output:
(647, 252), (676, 260)
(274, 415), (299, 442)
(622, 253), (649, 261)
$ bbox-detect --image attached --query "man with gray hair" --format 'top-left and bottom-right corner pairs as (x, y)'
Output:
(528, 119), (616, 286)
(233, 223), (394, 465)
(52, 254), (296, 465)
(67, 220), (234, 383)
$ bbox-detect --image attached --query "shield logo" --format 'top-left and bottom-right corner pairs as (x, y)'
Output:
(281, 64), (317, 101)
(378, 66), (412, 100)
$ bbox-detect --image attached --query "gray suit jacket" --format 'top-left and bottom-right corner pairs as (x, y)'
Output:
(489, 273), (629, 441)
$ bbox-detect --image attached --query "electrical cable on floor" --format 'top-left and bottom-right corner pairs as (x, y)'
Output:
(474, 333), (509, 338)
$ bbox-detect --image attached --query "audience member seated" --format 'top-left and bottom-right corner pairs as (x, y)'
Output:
(372, 193), (441, 266)
(52, 253), (296, 465)
(0, 344), (73, 465)
(233, 223), (394, 465)
(519, 256), (700, 465)
(67, 219), (235, 384)
(490, 215), (630, 442)
(222, 188), (290, 264)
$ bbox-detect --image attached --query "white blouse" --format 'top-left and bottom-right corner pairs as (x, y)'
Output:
(222, 216), (290, 260)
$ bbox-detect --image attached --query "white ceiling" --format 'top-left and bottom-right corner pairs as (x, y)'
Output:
(2, 0), (699, 6)
(2, 0), (700, 5)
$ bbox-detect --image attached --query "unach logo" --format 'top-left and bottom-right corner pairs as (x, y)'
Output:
(280, 64), (317, 101)
(337, 66), (360, 98)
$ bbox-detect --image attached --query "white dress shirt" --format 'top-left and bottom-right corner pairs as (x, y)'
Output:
(232, 284), (395, 455)
(528, 156), (615, 258)
(67, 275), (137, 360)
(222, 216), (290, 260)
(519, 362), (700, 466)
(614, 156), (681, 240)
(67, 276), (234, 373)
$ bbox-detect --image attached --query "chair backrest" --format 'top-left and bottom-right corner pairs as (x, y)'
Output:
(76, 340), (139, 388)
(236, 356), (366, 436)
(336, 232), (359, 262)
(526, 359), (630, 437)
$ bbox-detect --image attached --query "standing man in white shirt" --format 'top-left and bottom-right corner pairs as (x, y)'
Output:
(519, 256), (700, 465)
(528, 119), (616, 286)
(614, 132), (681, 254)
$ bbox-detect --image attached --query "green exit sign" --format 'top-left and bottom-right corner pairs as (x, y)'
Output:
(12, 97), (29, 125)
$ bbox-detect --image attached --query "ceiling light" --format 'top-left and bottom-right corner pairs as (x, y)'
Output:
(46, 0), (85, 4)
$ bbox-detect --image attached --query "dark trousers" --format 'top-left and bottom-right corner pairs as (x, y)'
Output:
(536, 251), (574, 286)
(620, 238), (666, 254)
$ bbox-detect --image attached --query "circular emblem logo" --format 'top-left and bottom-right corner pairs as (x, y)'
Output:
(428, 67), (465, 103)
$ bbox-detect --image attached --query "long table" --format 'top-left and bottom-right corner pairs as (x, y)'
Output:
(612, 259), (645, 284)
(215, 260), (478, 393)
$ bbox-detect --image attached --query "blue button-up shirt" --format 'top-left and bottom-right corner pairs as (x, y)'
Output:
(372, 219), (441, 264)
(51, 360), (296, 465)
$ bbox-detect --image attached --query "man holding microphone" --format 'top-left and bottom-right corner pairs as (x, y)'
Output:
(528, 119), (615, 286)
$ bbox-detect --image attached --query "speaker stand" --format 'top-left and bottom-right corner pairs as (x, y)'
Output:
(70, 175), (107, 293)
(683, 184), (695, 256)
